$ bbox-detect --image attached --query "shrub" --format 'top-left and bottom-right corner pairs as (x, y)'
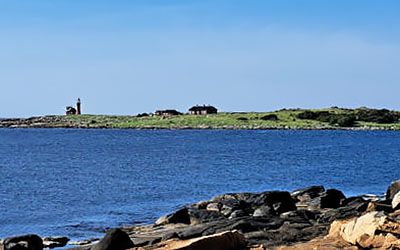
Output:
(355, 109), (399, 124)
(260, 114), (279, 121)
(237, 117), (248, 121)
(329, 114), (356, 127)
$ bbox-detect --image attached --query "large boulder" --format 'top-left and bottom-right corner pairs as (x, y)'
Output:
(339, 211), (385, 245)
(253, 191), (297, 214)
(156, 208), (191, 225)
(334, 211), (400, 248)
(91, 228), (133, 250)
(3, 235), (43, 250)
(320, 189), (346, 209)
(386, 180), (400, 200)
(165, 231), (246, 250)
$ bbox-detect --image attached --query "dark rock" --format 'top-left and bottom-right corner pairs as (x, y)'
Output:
(161, 232), (179, 241)
(228, 210), (247, 219)
(189, 208), (225, 224)
(252, 191), (297, 214)
(42, 236), (69, 249)
(177, 223), (213, 240)
(253, 206), (275, 217)
(320, 189), (346, 209)
(226, 216), (284, 233)
(3, 234), (43, 250)
(280, 209), (318, 221)
(91, 228), (133, 250)
(219, 199), (251, 216)
(131, 236), (161, 248)
(386, 180), (400, 200)
(291, 186), (325, 202)
(156, 207), (191, 225)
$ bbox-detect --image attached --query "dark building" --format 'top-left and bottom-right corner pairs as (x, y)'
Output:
(65, 98), (82, 115)
(188, 105), (218, 115)
(155, 109), (182, 116)
(65, 106), (77, 115)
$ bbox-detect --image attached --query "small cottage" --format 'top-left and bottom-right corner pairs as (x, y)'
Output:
(188, 105), (218, 115)
(155, 109), (182, 116)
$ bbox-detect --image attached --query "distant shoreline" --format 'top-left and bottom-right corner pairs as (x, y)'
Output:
(1, 108), (400, 130)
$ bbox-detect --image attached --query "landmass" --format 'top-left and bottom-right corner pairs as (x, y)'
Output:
(2, 181), (400, 249)
(1, 107), (400, 130)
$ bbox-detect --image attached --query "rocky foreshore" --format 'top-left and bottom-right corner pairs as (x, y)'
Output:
(1, 115), (399, 130)
(2, 181), (400, 250)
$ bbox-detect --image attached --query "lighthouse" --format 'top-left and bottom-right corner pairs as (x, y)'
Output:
(76, 98), (81, 115)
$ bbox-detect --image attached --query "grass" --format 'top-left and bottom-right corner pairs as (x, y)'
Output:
(56, 108), (400, 130)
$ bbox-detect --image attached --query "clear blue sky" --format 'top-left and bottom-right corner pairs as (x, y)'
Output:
(1, 0), (400, 117)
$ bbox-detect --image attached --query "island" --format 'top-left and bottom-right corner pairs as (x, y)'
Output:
(1, 107), (400, 130)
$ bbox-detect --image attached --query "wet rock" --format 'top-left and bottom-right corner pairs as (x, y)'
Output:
(386, 179), (400, 200)
(156, 208), (191, 225)
(91, 228), (133, 250)
(3, 234), (43, 250)
(42, 236), (69, 249)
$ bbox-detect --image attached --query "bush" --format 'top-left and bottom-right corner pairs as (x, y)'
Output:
(137, 113), (149, 117)
(329, 114), (356, 127)
(297, 111), (332, 122)
(260, 114), (278, 121)
(237, 117), (248, 121)
(355, 109), (399, 124)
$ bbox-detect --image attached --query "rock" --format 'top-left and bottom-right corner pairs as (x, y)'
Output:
(3, 234), (43, 250)
(392, 191), (400, 210)
(156, 208), (191, 225)
(291, 186), (325, 202)
(253, 191), (297, 214)
(164, 231), (246, 250)
(253, 206), (274, 217)
(339, 211), (386, 245)
(189, 208), (225, 224)
(320, 189), (346, 209)
(206, 203), (220, 212)
(228, 210), (247, 219)
(387, 179), (400, 200)
(91, 228), (133, 250)
(367, 201), (393, 213)
(42, 236), (69, 249)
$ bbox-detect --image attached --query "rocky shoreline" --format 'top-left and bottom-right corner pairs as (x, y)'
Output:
(0, 116), (400, 130)
(2, 181), (400, 250)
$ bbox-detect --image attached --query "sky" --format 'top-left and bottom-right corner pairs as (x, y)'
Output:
(0, 0), (400, 117)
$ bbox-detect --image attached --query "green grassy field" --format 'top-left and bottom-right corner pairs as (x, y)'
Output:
(60, 108), (400, 130)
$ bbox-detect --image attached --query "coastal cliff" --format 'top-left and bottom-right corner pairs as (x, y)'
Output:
(2, 181), (400, 249)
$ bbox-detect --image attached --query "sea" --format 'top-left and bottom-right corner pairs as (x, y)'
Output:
(0, 129), (399, 240)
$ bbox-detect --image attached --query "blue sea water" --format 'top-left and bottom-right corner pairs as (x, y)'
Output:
(0, 129), (399, 240)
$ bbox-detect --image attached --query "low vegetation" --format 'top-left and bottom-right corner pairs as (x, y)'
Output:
(58, 107), (400, 130)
